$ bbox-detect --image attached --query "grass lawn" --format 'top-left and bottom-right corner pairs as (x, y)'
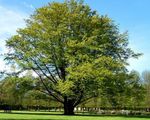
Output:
(0, 111), (150, 120)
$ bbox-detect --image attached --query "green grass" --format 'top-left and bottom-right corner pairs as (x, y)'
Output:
(0, 111), (150, 120)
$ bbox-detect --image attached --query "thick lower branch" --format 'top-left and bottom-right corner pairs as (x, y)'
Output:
(32, 69), (64, 103)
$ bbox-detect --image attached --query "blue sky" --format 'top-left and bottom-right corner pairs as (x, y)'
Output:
(0, 0), (150, 73)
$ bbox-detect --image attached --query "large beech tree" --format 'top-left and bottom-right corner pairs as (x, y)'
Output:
(5, 0), (140, 115)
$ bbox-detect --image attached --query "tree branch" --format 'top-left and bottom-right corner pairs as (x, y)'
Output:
(32, 68), (64, 103)
(31, 58), (56, 83)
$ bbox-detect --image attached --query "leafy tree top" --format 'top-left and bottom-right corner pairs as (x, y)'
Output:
(5, 0), (141, 115)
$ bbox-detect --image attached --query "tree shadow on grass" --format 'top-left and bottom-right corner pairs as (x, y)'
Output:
(0, 118), (66, 120)
(0, 111), (63, 116)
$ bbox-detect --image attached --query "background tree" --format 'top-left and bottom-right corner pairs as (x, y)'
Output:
(126, 70), (145, 107)
(101, 73), (128, 108)
(5, 0), (140, 115)
(142, 70), (150, 108)
(100, 70), (145, 108)
(0, 77), (19, 106)
(0, 76), (34, 106)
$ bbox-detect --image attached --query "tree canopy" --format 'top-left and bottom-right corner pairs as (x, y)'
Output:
(5, 0), (140, 115)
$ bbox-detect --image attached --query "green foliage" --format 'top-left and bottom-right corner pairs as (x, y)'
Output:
(0, 76), (34, 105)
(124, 70), (145, 107)
(4, 0), (140, 114)
(95, 70), (145, 108)
(56, 80), (74, 95)
(142, 70), (150, 107)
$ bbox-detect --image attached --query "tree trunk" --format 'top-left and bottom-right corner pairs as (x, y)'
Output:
(64, 98), (75, 115)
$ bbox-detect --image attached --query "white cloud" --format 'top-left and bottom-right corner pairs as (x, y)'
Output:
(0, 6), (27, 35)
(0, 6), (28, 71)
